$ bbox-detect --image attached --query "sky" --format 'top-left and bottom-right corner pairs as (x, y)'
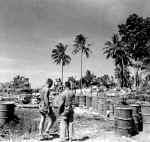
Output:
(0, 0), (150, 88)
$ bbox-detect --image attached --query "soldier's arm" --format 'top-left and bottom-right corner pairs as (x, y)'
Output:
(44, 89), (49, 107)
(58, 93), (65, 115)
(72, 93), (76, 108)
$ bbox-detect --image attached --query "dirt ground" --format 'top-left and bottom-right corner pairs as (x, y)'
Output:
(0, 107), (150, 142)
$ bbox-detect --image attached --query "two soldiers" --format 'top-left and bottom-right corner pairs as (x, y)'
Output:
(39, 78), (75, 142)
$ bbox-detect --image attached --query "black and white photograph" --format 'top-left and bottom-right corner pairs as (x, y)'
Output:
(0, 0), (150, 141)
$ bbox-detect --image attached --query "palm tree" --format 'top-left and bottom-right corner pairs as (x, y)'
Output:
(115, 66), (131, 88)
(130, 56), (150, 88)
(51, 42), (71, 84)
(138, 57), (150, 81)
(73, 34), (92, 92)
(104, 34), (131, 87)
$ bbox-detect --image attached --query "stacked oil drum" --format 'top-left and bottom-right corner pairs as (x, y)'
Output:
(86, 93), (92, 109)
(130, 104), (143, 133)
(114, 103), (143, 137)
(0, 102), (15, 126)
(114, 106), (134, 136)
(141, 104), (150, 132)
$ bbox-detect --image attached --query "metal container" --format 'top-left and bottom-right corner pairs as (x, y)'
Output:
(0, 101), (15, 126)
(142, 104), (150, 132)
(115, 107), (134, 136)
(97, 96), (106, 116)
(75, 95), (80, 107)
(79, 95), (86, 107)
(86, 96), (92, 108)
(92, 96), (98, 111)
(130, 104), (143, 132)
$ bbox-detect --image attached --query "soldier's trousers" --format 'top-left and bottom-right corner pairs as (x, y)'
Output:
(59, 116), (73, 141)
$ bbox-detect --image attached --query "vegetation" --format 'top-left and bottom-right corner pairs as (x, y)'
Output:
(104, 34), (131, 88)
(2, 13), (150, 92)
(66, 70), (116, 89)
(0, 75), (31, 94)
(73, 34), (92, 92)
(2, 13), (150, 141)
(104, 13), (150, 89)
(51, 42), (71, 84)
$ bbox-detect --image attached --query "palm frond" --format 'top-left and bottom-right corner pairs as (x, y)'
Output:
(62, 54), (71, 66)
(74, 34), (86, 45)
(73, 34), (92, 58)
(82, 46), (92, 58)
(72, 44), (81, 55)
(51, 42), (71, 66)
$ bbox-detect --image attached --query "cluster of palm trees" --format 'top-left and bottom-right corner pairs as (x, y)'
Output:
(104, 33), (150, 89)
(51, 13), (150, 91)
(51, 34), (92, 91)
(104, 34), (131, 88)
(103, 13), (150, 89)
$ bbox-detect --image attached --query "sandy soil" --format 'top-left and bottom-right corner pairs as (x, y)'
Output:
(0, 107), (150, 142)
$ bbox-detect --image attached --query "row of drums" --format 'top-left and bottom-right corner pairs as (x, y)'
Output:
(115, 104), (150, 136)
(115, 104), (143, 136)
(75, 95), (150, 137)
(0, 102), (15, 126)
(75, 95), (107, 115)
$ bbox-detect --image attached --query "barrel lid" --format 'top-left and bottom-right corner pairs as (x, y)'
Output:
(0, 101), (15, 105)
(115, 117), (133, 121)
(142, 103), (150, 107)
(130, 104), (140, 107)
(116, 106), (132, 110)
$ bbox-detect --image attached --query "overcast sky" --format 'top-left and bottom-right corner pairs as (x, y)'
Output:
(0, 0), (150, 88)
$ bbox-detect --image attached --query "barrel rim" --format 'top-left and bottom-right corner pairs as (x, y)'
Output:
(0, 117), (9, 118)
(0, 101), (15, 105)
(0, 110), (10, 112)
(116, 107), (132, 110)
(143, 122), (150, 124)
(115, 117), (133, 121)
(116, 126), (133, 130)
(142, 104), (150, 107)
(142, 114), (150, 116)
(130, 104), (141, 107)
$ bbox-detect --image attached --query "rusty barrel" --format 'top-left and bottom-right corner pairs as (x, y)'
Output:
(106, 100), (115, 118)
(115, 107), (134, 136)
(97, 96), (106, 116)
(86, 95), (92, 108)
(79, 93), (86, 107)
(141, 104), (150, 132)
(96, 96), (100, 112)
(130, 104), (143, 132)
(92, 95), (98, 111)
(75, 94), (80, 107)
(0, 102), (15, 126)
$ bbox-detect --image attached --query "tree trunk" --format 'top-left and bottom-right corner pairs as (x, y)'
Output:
(80, 50), (83, 94)
(62, 62), (63, 85)
(135, 67), (140, 88)
(121, 59), (124, 88)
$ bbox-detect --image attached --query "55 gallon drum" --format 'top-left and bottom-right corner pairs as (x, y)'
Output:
(75, 94), (79, 107)
(0, 102), (15, 126)
(130, 104), (143, 132)
(115, 107), (134, 136)
(142, 104), (150, 132)
(86, 95), (92, 108)
(79, 94), (86, 107)
(97, 96), (106, 116)
(92, 96), (98, 111)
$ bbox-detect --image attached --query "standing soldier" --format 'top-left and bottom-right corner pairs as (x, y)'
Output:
(38, 78), (56, 138)
(58, 81), (75, 142)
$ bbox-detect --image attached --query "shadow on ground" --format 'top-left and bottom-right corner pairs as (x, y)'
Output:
(73, 136), (89, 141)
